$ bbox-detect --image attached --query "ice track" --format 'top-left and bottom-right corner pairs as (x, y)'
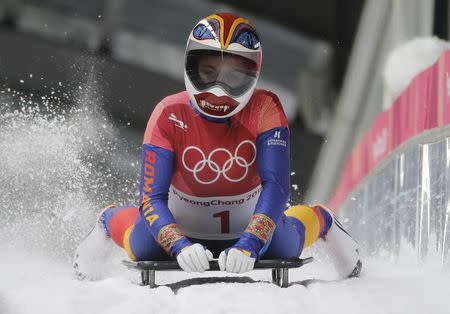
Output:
(1, 245), (449, 314)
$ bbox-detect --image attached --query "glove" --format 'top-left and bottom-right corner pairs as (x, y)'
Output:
(218, 248), (256, 273)
(176, 243), (213, 273)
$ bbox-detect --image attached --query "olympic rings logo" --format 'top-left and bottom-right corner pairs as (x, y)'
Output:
(182, 140), (256, 184)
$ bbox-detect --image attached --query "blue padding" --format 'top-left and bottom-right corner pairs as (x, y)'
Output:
(263, 215), (305, 258)
(128, 213), (168, 261)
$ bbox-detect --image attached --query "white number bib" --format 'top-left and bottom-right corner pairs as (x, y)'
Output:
(168, 185), (262, 240)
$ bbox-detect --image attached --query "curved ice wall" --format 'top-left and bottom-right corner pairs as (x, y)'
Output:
(336, 39), (450, 267)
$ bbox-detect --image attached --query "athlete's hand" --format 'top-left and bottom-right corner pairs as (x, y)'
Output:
(176, 243), (213, 273)
(218, 248), (256, 273)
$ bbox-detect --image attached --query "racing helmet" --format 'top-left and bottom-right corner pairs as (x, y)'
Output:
(184, 13), (262, 119)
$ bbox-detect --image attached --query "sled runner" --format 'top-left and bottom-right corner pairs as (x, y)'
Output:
(122, 257), (313, 288)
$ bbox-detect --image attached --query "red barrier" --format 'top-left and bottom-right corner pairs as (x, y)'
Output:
(329, 50), (450, 209)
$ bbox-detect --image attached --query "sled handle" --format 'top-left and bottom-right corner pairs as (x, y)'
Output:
(123, 257), (313, 288)
(123, 257), (313, 271)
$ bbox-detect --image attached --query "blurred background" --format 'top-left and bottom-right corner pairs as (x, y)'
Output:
(0, 0), (447, 204)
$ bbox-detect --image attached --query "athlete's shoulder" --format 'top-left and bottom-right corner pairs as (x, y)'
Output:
(157, 91), (190, 111)
(252, 88), (281, 101)
(148, 91), (190, 123)
(245, 89), (288, 133)
(143, 91), (189, 149)
(249, 89), (283, 108)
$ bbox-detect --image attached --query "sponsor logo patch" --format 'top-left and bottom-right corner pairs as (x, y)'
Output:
(267, 130), (287, 147)
(169, 113), (187, 130)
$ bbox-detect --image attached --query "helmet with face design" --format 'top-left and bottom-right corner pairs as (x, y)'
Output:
(184, 13), (262, 119)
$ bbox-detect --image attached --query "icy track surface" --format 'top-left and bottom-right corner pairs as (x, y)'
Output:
(0, 87), (448, 314)
(1, 246), (449, 314)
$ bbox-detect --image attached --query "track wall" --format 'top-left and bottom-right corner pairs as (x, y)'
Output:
(334, 50), (450, 266)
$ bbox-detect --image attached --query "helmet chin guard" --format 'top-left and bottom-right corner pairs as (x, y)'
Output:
(184, 13), (262, 119)
(184, 70), (257, 119)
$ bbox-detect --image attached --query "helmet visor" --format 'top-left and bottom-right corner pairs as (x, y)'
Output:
(186, 49), (259, 97)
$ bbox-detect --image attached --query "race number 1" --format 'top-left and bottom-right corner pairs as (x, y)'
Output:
(213, 210), (230, 234)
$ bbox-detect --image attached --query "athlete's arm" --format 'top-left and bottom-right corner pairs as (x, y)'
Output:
(234, 127), (290, 256)
(140, 144), (191, 256)
(219, 127), (290, 272)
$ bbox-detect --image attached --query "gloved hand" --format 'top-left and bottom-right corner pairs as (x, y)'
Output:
(176, 243), (213, 273)
(218, 248), (256, 273)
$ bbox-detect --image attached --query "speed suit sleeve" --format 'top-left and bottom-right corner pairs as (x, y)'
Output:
(232, 127), (290, 257)
(139, 144), (191, 256)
